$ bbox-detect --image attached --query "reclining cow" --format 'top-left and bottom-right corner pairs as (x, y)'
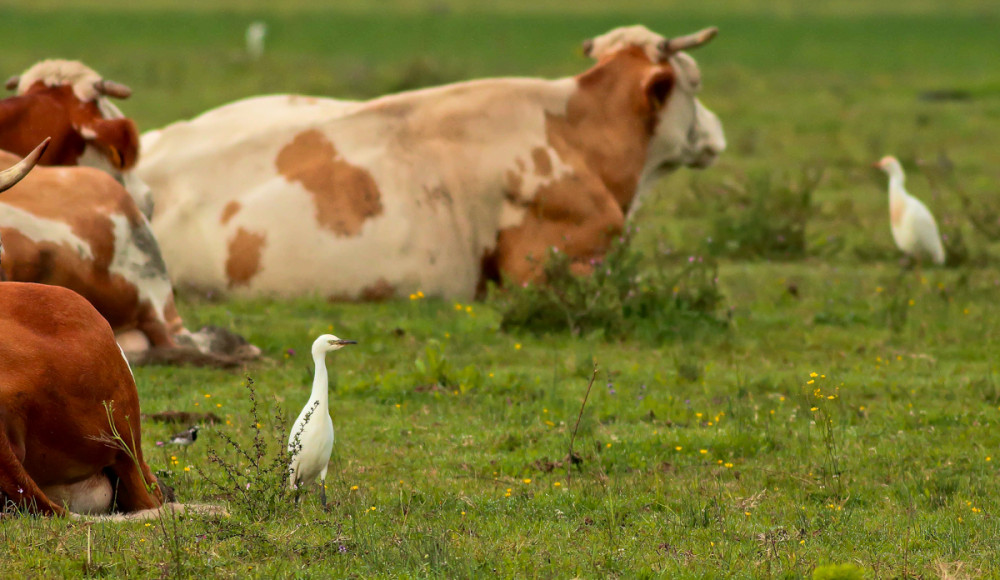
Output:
(0, 148), (259, 365)
(0, 143), (163, 516)
(1, 59), (153, 217)
(136, 25), (726, 300)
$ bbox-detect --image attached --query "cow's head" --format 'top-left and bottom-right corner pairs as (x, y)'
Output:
(6, 60), (139, 172)
(583, 26), (726, 185)
(5, 60), (153, 216)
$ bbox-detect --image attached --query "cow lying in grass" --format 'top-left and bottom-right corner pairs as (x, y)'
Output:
(137, 24), (726, 300)
(0, 143), (163, 516)
(0, 148), (259, 366)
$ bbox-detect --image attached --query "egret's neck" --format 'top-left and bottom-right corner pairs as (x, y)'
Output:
(887, 171), (906, 193)
(310, 351), (330, 407)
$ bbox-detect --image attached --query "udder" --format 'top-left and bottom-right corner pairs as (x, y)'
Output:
(42, 472), (114, 515)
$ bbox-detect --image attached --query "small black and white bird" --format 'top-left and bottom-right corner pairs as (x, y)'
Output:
(169, 425), (199, 446)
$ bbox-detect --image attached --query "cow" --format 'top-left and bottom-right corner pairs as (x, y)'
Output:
(0, 148), (259, 364)
(1, 59), (153, 217)
(136, 25), (726, 300)
(0, 144), (163, 516)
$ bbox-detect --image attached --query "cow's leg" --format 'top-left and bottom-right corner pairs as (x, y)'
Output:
(107, 451), (162, 512)
(135, 306), (178, 349)
(0, 429), (65, 515)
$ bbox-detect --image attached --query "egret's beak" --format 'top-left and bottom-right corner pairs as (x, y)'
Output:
(871, 161), (882, 169)
(335, 339), (357, 346)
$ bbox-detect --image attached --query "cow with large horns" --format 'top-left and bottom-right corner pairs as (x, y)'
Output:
(137, 25), (725, 300)
(0, 142), (164, 516)
(0, 60), (153, 217)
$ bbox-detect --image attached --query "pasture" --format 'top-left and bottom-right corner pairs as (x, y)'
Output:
(3, 0), (1000, 577)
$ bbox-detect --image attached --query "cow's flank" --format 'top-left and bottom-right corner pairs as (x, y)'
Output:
(275, 130), (383, 237)
(226, 227), (266, 288)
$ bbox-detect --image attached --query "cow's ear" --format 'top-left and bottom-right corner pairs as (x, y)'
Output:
(643, 69), (675, 111)
(84, 118), (140, 170)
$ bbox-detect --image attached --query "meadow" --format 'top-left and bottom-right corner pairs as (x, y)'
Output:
(2, 0), (1000, 577)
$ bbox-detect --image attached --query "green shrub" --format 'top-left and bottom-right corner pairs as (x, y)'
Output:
(491, 229), (726, 341)
(704, 167), (824, 260)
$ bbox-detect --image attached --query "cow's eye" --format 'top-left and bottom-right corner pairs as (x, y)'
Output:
(647, 75), (674, 109)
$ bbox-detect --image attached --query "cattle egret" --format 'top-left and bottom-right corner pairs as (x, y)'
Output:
(874, 156), (946, 266)
(246, 21), (267, 61)
(288, 334), (356, 507)
(169, 426), (199, 446)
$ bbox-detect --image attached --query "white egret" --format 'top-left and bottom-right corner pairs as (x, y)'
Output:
(245, 21), (267, 61)
(288, 334), (356, 507)
(874, 156), (946, 266)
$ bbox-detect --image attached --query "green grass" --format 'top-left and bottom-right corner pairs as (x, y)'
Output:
(3, 1), (1000, 577)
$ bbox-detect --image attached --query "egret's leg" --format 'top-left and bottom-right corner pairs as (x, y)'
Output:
(320, 466), (329, 508)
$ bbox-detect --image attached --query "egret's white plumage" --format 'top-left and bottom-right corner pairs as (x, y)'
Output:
(875, 156), (946, 266)
(288, 333), (356, 506)
(245, 21), (267, 61)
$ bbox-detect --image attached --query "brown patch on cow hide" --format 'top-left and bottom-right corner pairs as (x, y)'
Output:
(531, 147), (553, 177)
(548, 46), (659, 211)
(484, 48), (658, 286)
(0, 228), (145, 333)
(360, 278), (396, 301)
(326, 278), (396, 302)
(503, 170), (524, 202)
(274, 129), (383, 237)
(225, 228), (266, 288)
(219, 201), (241, 225)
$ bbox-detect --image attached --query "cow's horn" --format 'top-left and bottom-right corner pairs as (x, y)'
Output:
(0, 138), (49, 194)
(659, 27), (718, 55)
(94, 79), (132, 99)
(4, 75), (19, 91)
(581, 38), (595, 57)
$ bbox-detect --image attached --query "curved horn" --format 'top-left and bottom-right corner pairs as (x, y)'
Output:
(93, 79), (132, 99)
(661, 26), (718, 55)
(0, 138), (49, 194)
(5, 75), (19, 91)
(581, 38), (595, 57)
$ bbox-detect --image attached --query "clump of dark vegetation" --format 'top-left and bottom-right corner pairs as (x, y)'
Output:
(198, 377), (295, 522)
(703, 167), (824, 260)
(492, 229), (726, 341)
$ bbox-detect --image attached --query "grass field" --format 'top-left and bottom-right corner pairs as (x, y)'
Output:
(2, 1), (1000, 578)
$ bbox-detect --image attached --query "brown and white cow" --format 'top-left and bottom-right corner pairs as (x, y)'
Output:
(0, 147), (258, 363)
(1, 60), (153, 217)
(137, 25), (725, 299)
(0, 145), (163, 516)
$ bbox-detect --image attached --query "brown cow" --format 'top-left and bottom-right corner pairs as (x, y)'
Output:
(0, 144), (163, 516)
(1, 60), (153, 217)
